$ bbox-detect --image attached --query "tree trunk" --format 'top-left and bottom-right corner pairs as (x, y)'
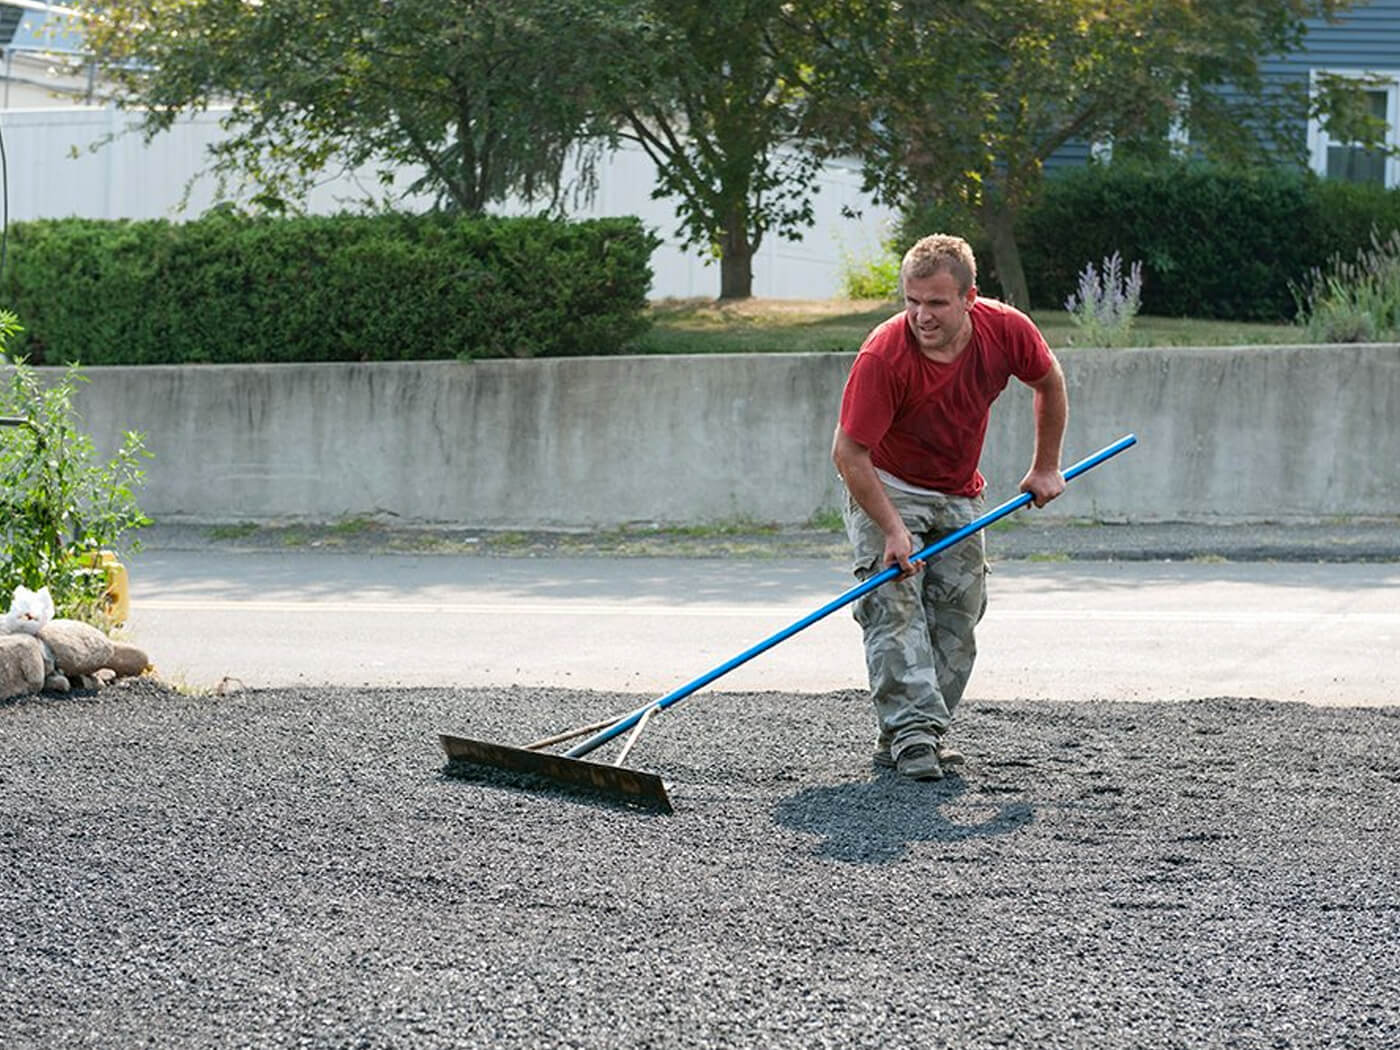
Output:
(718, 207), (755, 300)
(980, 202), (1030, 309)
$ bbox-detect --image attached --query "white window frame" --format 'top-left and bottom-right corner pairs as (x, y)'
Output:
(1307, 68), (1400, 188)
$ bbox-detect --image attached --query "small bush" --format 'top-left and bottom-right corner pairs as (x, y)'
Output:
(1064, 252), (1144, 347)
(0, 316), (151, 625)
(1302, 300), (1379, 343)
(840, 241), (901, 300)
(1292, 227), (1400, 342)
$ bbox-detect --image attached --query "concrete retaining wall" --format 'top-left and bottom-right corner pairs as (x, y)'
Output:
(44, 344), (1400, 527)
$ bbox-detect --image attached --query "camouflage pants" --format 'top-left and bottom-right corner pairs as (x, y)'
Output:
(843, 483), (988, 760)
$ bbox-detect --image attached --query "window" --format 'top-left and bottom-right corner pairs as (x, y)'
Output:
(1309, 71), (1400, 188)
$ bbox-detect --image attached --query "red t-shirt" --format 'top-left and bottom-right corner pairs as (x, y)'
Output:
(839, 298), (1054, 497)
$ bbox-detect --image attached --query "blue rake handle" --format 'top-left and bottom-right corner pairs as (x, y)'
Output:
(565, 433), (1138, 760)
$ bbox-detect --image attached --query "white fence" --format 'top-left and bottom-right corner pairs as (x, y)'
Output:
(0, 106), (897, 300)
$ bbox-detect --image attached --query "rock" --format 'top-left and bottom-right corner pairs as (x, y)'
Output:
(106, 643), (151, 679)
(94, 668), (117, 686)
(0, 635), (46, 700)
(37, 619), (115, 677)
(43, 673), (70, 694)
(73, 674), (100, 692)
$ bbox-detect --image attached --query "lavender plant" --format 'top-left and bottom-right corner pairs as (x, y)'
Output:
(1064, 252), (1145, 347)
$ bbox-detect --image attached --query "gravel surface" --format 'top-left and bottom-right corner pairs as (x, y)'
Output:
(4, 678), (1399, 1049)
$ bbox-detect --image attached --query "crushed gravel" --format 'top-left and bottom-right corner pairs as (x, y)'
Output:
(3, 677), (1398, 1049)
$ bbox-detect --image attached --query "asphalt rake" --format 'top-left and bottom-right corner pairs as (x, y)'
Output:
(440, 434), (1139, 814)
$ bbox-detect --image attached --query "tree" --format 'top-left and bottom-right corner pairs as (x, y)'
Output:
(606, 0), (823, 299)
(797, 0), (1365, 308)
(82, 0), (644, 214)
(85, 0), (834, 299)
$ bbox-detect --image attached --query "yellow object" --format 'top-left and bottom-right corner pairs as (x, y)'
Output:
(77, 550), (131, 625)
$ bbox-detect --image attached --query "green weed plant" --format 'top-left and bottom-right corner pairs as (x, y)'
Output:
(0, 314), (151, 625)
(1293, 228), (1400, 343)
(840, 242), (901, 301)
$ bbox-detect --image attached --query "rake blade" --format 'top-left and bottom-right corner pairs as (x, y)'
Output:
(439, 734), (673, 815)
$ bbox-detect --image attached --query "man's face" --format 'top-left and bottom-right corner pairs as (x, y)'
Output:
(903, 269), (976, 356)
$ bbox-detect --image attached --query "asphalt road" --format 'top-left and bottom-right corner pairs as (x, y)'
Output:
(120, 532), (1399, 706)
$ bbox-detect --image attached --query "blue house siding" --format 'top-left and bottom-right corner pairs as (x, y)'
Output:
(1280, 0), (1400, 68)
(1258, 0), (1400, 94)
(1051, 0), (1400, 184)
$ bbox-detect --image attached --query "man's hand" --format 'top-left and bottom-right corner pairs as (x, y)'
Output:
(1019, 467), (1066, 508)
(884, 526), (921, 579)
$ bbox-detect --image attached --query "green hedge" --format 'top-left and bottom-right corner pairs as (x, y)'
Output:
(1018, 164), (1400, 321)
(1, 213), (660, 364)
(900, 164), (1400, 321)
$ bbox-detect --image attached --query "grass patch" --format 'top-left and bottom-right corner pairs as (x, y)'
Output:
(157, 670), (215, 698)
(276, 528), (314, 547)
(987, 516), (1026, 532)
(329, 516), (377, 536)
(636, 298), (893, 353)
(206, 522), (259, 541)
(1049, 314), (1303, 349)
(486, 531), (530, 550)
(586, 518), (785, 544)
(635, 298), (1305, 354)
(659, 517), (783, 538)
(201, 519), (385, 549)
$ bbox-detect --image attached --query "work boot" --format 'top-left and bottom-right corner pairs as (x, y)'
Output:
(935, 740), (966, 767)
(874, 737), (965, 770)
(895, 743), (944, 781)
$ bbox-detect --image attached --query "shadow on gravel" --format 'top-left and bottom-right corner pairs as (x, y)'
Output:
(438, 759), (671, 816)
(775, 773), (1033, 865)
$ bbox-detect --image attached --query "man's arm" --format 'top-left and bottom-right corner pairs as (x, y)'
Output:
(1019, 355), (1069, 507)
(831, 425), (920, 577)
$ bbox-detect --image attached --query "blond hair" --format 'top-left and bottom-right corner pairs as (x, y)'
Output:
(901, 234), (977, 295)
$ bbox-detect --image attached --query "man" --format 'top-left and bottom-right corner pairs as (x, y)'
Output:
(832, 233), (1068, 781)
